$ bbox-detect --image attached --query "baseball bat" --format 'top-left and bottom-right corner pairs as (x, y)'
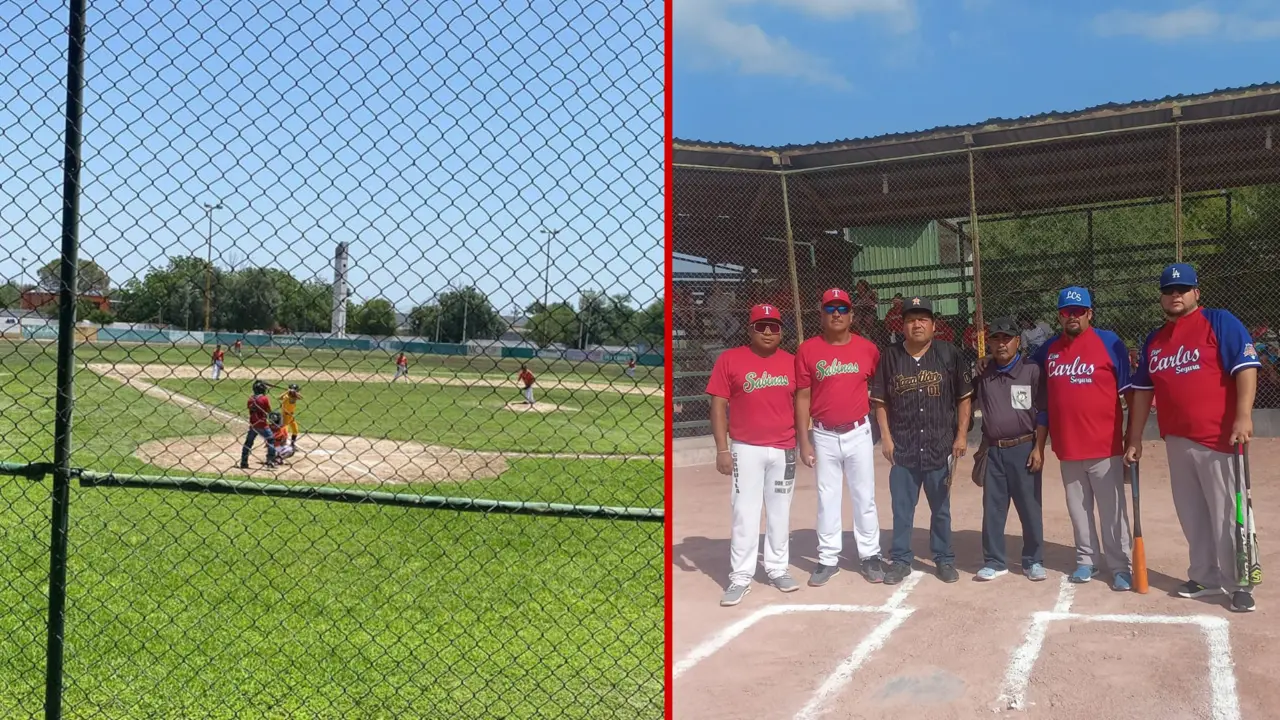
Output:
(1234, 443), (1250, 588)
(1241, 442), (1263, 586)
(1130, 460), (1148, 593)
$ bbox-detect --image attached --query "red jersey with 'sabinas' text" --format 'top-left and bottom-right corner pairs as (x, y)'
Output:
(795, 335), (879, 427)
(1031, 327), (1131, 461)
(1131, 307), (1261, 453)
(519, 370), (534, 388)
(213, 350), (224, 363)
(705, 345), (796, 449)
(248, 394), (271, 429)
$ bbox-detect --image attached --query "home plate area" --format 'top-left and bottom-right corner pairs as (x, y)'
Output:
(671, 440), (1280, 720)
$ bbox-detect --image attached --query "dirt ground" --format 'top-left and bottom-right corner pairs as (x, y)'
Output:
(87, 362), (660, 397)
(135, 433), (509, 485)
(672, 437), (1278, 720)
(502, 401), (578, 413)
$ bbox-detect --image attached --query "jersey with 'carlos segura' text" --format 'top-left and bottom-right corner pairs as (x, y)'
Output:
(1131, 307), (1261, 453)
(1031, 326), (1131, 461)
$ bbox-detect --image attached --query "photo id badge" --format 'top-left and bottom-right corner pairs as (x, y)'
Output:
(1011, 384), (1032, 410)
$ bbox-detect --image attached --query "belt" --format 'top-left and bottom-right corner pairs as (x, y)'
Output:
(813, 416), (868, 434)
(991, 432), (1036, 449)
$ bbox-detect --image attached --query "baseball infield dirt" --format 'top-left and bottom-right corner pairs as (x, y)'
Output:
(136, 433), (509, 485)
(673, 437), (1278, 720)
(88, 363), (660, 397)
(502, 401), (578, 414)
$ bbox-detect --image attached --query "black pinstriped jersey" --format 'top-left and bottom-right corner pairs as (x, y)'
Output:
(870, 340), (972, 471)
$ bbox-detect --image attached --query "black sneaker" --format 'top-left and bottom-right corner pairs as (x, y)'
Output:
(860, 556), (886, 584)
(809, 564), (840, 587)
(883, 562), (911, 585)
(1231, 591), (1256, 613)
(1175, 580), (1223, 599)
(937, 563), (960, 583)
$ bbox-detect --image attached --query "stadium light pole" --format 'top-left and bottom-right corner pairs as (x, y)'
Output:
(202, 202), (223, 332)
(539, 227), (560, 309)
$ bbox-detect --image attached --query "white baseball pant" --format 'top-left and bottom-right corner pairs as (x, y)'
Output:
(812, 419), (880, 566)
(211, 361), (222, 380)
(523, 387), (535, 404)
(728, 441), (795, 585)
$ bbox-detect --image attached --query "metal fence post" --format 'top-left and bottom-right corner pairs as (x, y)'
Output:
(965, 138), (986, 359)
(46, 0), (88, 717)
(779, 172), (805, 342)
(1173, 104), (1184, 262)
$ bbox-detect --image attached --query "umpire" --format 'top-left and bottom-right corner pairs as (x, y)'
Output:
(871, 296), (973, 585)
(972, 317), (1048, 582)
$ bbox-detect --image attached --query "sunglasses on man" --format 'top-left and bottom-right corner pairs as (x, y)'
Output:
(1161, 285), (1195, 296)
(1058, 307), (1088, 318)
(822, 304), (851, 315)
(751, 321), (781, 334)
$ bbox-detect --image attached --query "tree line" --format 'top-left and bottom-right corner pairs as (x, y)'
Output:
(7, 255), (665, 348)
(964, 183), (1280, 348)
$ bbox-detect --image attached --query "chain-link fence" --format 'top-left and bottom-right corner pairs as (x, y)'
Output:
(0, 0), (663, 717)
(674, 88), (1280, 436)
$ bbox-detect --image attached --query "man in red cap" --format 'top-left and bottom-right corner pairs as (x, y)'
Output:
(706, 303), (799, 606)
(796, 287), (885, 587)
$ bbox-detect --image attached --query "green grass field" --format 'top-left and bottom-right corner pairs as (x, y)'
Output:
(0, 339), (664, 718)
(150, 377), (662, 457)
(75, 339), (664, 386)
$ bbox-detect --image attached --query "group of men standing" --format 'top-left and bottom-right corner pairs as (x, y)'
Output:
(706, 262), (1260, 613)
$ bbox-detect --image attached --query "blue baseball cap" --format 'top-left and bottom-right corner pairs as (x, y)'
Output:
(1057, 286), (1092, 310)
(1160, 263), (1198, 289)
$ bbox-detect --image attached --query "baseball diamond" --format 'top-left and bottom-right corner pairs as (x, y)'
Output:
(0, 338), (662, 716)
(673, 438), (1278, 720)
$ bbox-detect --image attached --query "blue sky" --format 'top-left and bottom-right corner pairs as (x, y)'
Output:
(674, 0), (1280, 147)
(0, 0), (662, 317)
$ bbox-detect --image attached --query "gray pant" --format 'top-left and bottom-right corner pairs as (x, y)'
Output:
(1060, 456), (1132, 574)
(1166, 435), (1250, 594)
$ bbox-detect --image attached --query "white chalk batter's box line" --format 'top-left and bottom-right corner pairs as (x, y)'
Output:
(998, 575), (1241, 720)
(674, 571), (924, 720)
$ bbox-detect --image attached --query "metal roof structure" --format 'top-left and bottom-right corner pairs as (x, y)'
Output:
(673, 84), (1280, 266)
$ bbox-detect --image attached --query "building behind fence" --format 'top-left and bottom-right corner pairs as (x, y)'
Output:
(674, 84), (1280, 438)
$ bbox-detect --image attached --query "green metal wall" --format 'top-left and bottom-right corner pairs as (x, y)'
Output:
(847, 221), (968, 318)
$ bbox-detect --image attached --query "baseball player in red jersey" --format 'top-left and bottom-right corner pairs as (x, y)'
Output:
(796, 287), (884, 587)
(707, 303), (798, 606)
(211, 344), (225, 380)
(1030, 287), (1135, 589)
(518, 364), (536, 405)
(392, 352), (408, 382)
(239, 380), (278, 469)
(1125, 263), (1261, 612)
(233, 339), (242, 357)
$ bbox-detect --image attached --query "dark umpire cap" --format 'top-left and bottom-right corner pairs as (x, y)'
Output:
(1160, 262), (1198, 288)
(987, 316), (1019, 337)
(903, 296), (933, 316)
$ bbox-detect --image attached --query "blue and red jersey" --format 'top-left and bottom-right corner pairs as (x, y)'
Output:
(1030, 327), (1131, 461)
(1131, 307), (1261, 453)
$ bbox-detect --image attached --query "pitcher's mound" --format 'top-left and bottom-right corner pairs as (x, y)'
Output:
(503, 401), (575, 413)
(135, 433), (508, 485)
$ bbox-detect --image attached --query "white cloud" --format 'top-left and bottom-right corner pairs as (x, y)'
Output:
(675, 0), (917, 89)
(1093, 5), (1280, 41)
